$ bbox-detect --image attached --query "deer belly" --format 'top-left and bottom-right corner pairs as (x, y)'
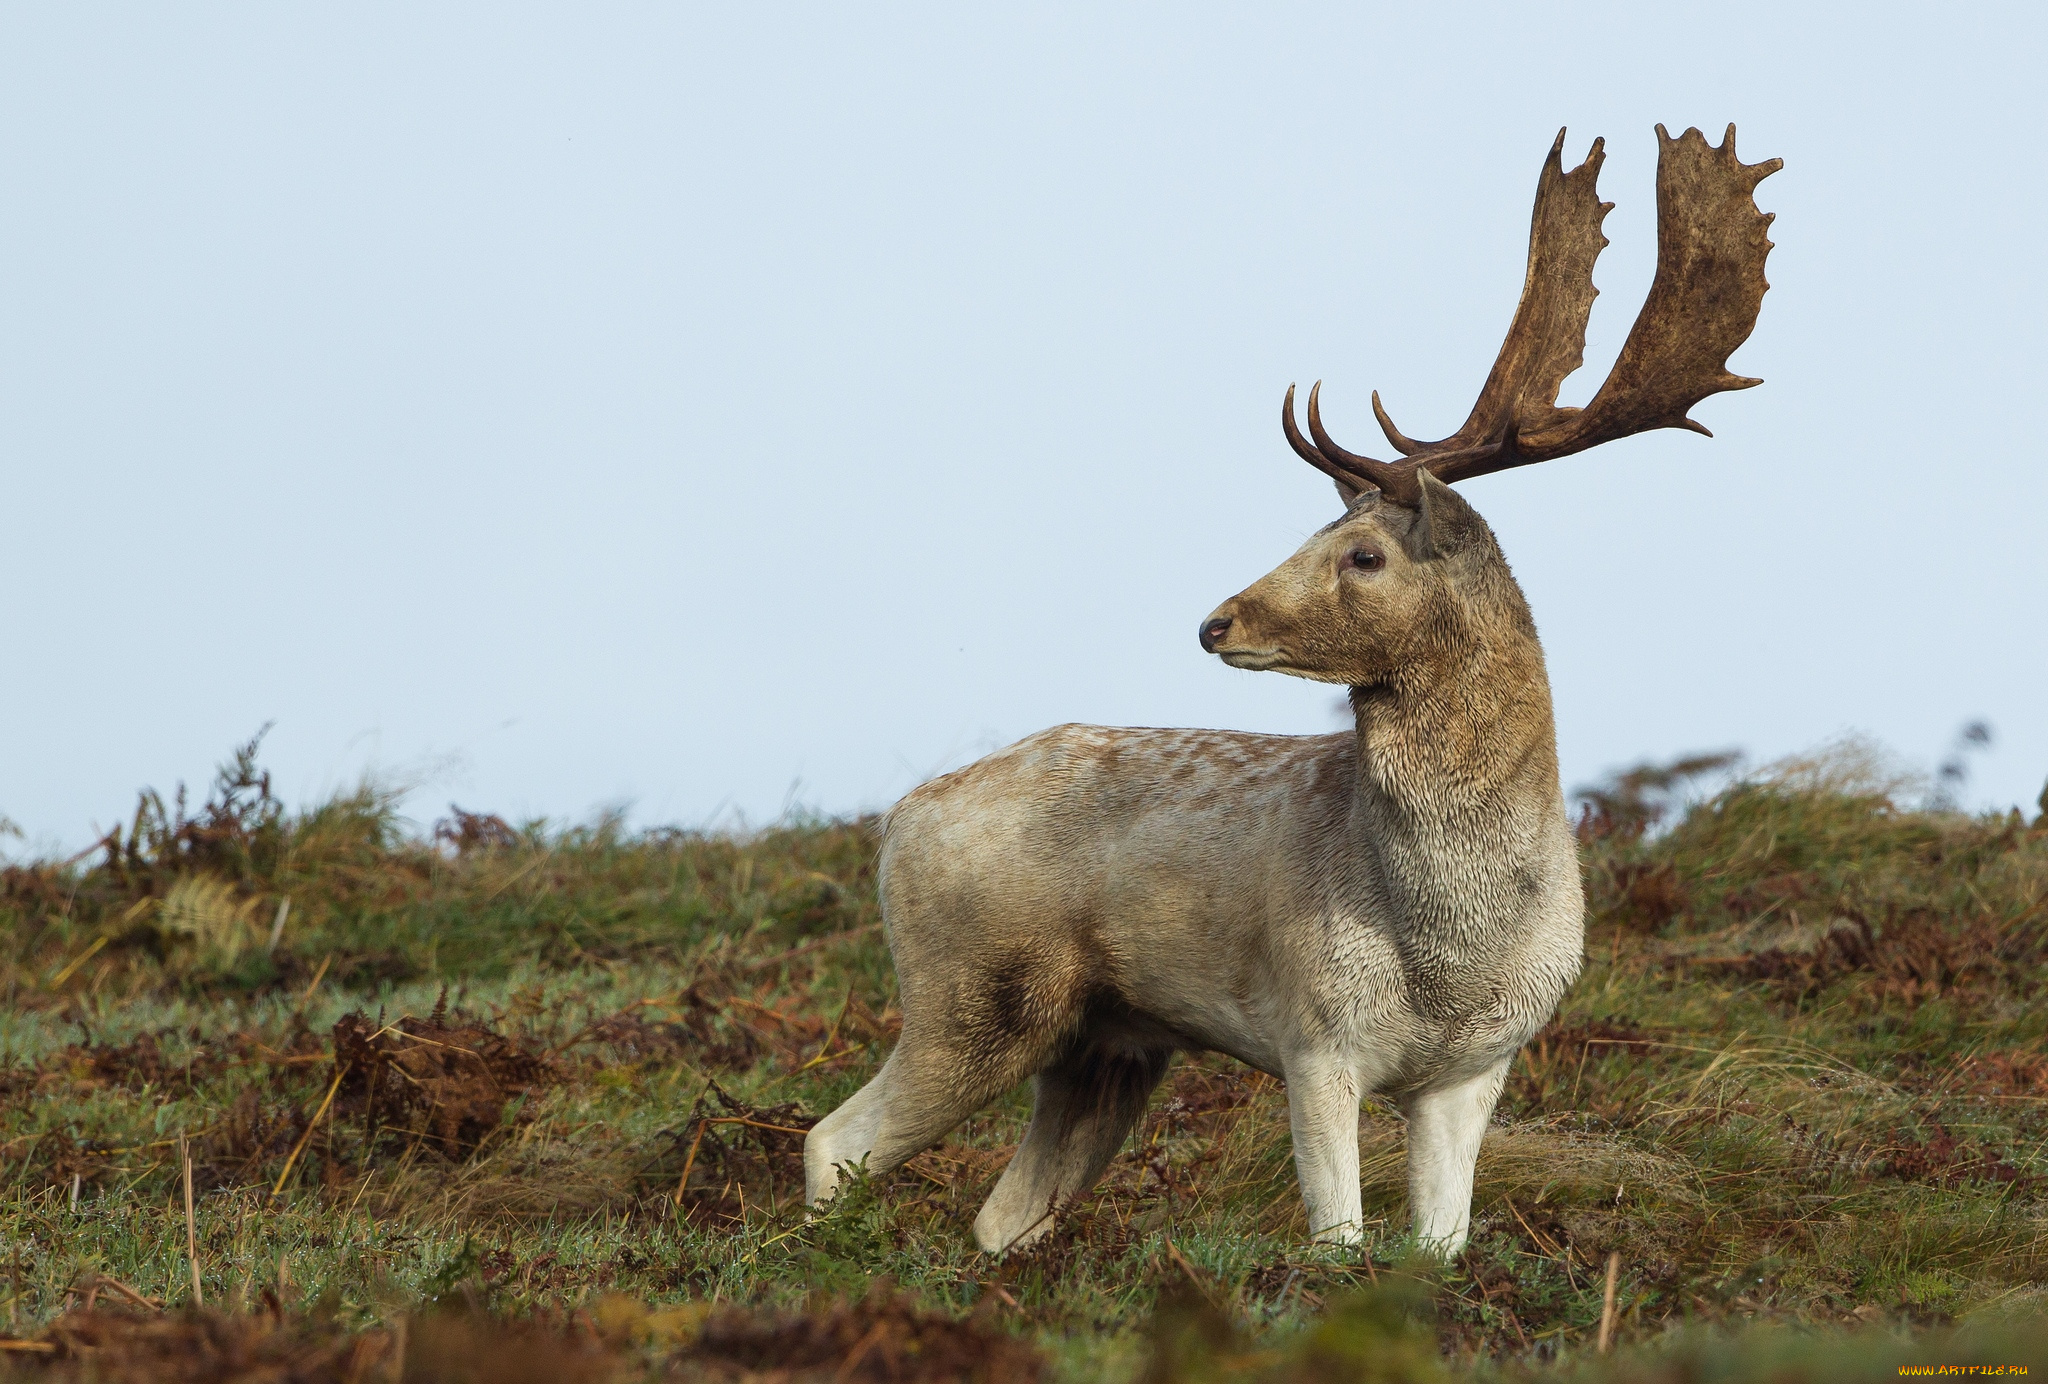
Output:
(1093, 940), (1289, 1076)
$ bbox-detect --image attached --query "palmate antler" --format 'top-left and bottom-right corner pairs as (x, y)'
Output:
(1286, 125), (1781, 505)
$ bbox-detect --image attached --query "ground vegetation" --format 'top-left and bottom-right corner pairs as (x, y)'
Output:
(2, 738), (2045, 1379)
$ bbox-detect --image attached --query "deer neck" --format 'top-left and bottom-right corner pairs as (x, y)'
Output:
(1345, 596), (1570, 1008)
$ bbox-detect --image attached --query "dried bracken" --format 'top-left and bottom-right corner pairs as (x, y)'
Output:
(660, 1083), (819, 1228)
(433, 806), (521, 854)
(685, 1284), (1043, 1383)
(1, 1307), (384, 1384)
(330, 997), (556, 1161)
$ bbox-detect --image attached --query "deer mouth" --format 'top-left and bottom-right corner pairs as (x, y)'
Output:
(1218, 648), (1291, 671)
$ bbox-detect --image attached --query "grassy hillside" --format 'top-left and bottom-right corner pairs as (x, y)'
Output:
(1, 737), (2045, 1381)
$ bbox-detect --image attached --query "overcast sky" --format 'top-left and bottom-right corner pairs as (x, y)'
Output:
(3, 4), (2044, 853)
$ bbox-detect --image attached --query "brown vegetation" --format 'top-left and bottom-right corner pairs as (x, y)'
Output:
(0, 1290), (1046, 1384)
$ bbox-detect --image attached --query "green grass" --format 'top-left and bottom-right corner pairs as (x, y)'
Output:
(2, 739), (2047, 1380)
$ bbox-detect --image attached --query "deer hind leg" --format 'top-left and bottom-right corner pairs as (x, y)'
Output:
(805, 987), (1077, 1209)
(804, 1038), (1013, 1206)
(807, 935), (1102, 1209)
(972, 1038), (1171, 1254)
(803, 1062), (894, 1205)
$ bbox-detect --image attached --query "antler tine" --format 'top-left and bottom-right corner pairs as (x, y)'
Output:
(1281, 383), (1357, 484)
(1371, 391), (1421, 456)
(1306, 382), (1381, 472)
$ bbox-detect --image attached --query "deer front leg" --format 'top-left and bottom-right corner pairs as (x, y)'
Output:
(1401, 1057), (1510, 1255)
(1283, 1054), (1363, 1244)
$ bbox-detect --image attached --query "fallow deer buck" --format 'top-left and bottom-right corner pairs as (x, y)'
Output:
(806, 124), (1779, 1254)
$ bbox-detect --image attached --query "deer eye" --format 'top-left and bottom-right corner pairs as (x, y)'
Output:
(1345, 547), (1385, 573)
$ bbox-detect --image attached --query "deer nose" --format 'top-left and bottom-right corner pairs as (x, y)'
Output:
(1199, 616), (1233, 653)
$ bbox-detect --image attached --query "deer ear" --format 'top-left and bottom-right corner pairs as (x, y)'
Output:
(1405, 470), (1485, 561)
(1332, 475), (1368, 507)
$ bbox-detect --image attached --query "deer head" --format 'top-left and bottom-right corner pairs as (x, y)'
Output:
(1201, 124), (1779, 686)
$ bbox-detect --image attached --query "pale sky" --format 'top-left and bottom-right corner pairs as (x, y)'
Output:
(4, 4), (2044, 853)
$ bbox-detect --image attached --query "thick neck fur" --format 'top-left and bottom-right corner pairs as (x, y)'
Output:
(1345, 556), (1570, 1016)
